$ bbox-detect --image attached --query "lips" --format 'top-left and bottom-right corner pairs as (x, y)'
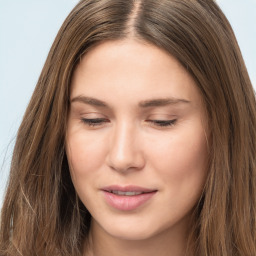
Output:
(101, 185), (157, 211)
(110, 191), (144, 196)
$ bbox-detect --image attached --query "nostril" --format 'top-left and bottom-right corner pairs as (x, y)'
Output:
(107, 152), (145, 173)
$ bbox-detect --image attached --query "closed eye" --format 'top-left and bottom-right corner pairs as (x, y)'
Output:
(146, 119), (177, 127)
(81, 118), (177, 128)
(81, 118), (109, 127)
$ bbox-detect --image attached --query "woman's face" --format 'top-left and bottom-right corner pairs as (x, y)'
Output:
(66, 39), (208, 241)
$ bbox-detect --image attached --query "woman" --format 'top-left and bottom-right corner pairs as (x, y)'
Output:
(1, 0), (255, 255)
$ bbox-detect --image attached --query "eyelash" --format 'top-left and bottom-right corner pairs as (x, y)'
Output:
(80, 118), (177, 127)
(81, 118), (108, 127)
(147, 119), (177, 127)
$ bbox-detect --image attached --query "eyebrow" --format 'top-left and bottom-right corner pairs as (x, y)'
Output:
(71, 96), (107, 107)
(70, 96), (190, 108)
(139, 98), (190, 107)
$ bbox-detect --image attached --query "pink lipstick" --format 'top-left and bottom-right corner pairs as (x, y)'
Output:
(101, 185), (157, 211)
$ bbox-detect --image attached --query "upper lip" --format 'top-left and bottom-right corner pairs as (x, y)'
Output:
(101, 185), (157, 193)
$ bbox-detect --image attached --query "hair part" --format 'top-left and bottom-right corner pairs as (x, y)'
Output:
(1, 0), (256, 255)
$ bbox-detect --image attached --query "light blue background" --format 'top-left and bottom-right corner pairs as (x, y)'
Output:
(1, 0), (256, 208)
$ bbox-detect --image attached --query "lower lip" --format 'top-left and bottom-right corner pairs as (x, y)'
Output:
(102, 191), (157, 211)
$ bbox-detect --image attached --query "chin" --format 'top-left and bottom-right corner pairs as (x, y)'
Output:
(97, 216), (164, 241)
(108, 226), (156, 241)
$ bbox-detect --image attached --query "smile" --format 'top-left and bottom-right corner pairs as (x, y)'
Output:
(110, 191), (145, 196)
(101, 185), (157, 211)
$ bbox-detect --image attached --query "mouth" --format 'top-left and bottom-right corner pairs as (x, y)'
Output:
(101, 185), (158, 211)
(107, 190), (150, 196)
(102, 185), (157, 195)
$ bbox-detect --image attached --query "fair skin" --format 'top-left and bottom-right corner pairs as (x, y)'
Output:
(66, 39), (209, 256)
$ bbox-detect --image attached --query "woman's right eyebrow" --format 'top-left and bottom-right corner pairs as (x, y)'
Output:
(70, 96), (108, 107)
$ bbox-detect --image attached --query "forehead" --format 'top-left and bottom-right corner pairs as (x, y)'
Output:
(70, 39), (202, 107)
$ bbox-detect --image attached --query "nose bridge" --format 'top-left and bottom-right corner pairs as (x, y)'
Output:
(107, 119), (144, 172)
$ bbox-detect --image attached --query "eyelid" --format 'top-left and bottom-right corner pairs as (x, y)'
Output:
(80, 118), (110, 127)
(81, 118), (177, 129)
(80, 111), (107, 118)
(145, 119), (177, 127)
(146, 113), (177, 119)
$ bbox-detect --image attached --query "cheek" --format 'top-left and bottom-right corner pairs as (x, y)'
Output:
(148, 126), (208, 220)
(149, 124), (208, 187)
(66, 131), (107, 181)
(65, 131), (109, 209)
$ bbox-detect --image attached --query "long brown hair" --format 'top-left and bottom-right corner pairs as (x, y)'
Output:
(1, 0), (255, 255)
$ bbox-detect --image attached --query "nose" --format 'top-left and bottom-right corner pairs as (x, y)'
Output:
(106, 121), (145, 173)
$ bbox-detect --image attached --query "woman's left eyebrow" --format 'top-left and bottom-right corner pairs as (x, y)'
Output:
(139, 98), (191, 108)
